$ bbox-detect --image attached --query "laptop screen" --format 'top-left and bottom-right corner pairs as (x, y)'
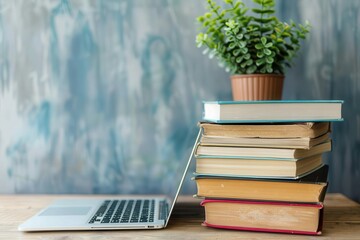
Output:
(162, 129), (201, 225)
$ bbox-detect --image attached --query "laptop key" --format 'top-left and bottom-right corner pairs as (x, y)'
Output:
(94, 206), (107, 217)
(101, 218), (110, 223)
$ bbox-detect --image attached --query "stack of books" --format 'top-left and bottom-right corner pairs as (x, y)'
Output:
(194, 100), (343, 235)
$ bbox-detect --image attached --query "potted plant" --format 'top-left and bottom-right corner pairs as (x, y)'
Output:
(196, 0), (310, 100)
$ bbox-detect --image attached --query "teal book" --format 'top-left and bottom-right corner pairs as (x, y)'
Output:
(202, 100), (343, 123)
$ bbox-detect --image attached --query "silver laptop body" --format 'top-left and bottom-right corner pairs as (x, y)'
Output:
(18, 130), (201, 232)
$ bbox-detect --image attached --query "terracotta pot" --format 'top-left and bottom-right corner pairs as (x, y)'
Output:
(230, 74), (284, 101)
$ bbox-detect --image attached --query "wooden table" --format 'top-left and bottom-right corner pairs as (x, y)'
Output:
(1, 194), (359, 239)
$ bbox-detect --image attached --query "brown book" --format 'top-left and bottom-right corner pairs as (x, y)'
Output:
(201, 199), (324, 235)
(199, 122), (330, 138)
(194, 165), (328, 202)
(199, 132), (330, 149)
(195, 154), (323, 178)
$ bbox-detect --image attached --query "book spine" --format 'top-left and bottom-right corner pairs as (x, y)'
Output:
(202, 222), (321, 235)
(201, 199), (324, 208)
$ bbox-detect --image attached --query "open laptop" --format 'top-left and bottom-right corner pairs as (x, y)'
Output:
(18, 130), (201, 232)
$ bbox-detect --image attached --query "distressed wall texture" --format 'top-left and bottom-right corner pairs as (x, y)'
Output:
(0, 0), (359, 201)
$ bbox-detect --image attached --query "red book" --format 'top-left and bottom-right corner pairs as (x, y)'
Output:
(201, 199), (324, 235)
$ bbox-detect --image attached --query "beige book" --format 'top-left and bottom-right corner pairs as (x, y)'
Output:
(196, 141), (331, 159)
(199, 132), (330, 149)
(195, 154), (323, 178)
(199, 122), (330, 138)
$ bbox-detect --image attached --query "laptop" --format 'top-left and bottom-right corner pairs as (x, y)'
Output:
(18, 130), (201, 232)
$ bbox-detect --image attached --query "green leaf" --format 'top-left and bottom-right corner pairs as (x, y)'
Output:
(266, 64), (273, 73)
(239, 41), (247, 48)
(225, 19), (237, 29)
(233, 1), (242, 9)
(255, 43), (263, 49)
(265, 42), (273, 48)
(290, 37), (299, 44)
(205, 13), (212, 18)
(233, 49), (241, 56)
(264, 48), (272, 55)
(284, 43), (295, 50)
(227, 36), (234, 41)
(197, 16), (205, 22)
(252, 9), (275, 15)
(240, 47), (248, 54)
(257, 51), (264, 58)
(266, 56), (274, 64)
(203, 21), (210, 27)
(229, 42), (236, 50)
(246, 59), (253, 66)
(236, 56), (244, 63)
(261, 37), (267, 45)
(236, 34), (244, 40)
(233, 26), (240, 34)
(253, 17), (275, 24)
(281, 32), (292, 37)
(246, 65), (257, 74)
(256, 58), (265, 66)
(244, 53), (251, 60)
(259, 26), (273, 33)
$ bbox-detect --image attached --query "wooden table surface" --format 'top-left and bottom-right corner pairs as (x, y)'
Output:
(1, 193), (360, 239)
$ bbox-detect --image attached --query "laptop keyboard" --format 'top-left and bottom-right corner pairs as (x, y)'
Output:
(88, 199), (156, 224)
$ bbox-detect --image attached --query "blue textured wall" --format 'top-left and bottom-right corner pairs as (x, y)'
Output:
(0, 0), (229, 195)
(278, 0), (360, 202)
(0, 0), (359, 201)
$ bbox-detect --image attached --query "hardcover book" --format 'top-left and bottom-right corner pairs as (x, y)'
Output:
(202, 100), (343, 123)
(199, 132), (330, 149)
(195, 141), (331, 159)
(199, 122), (331, 138)
(195, 154), (323, 179)
(194, 165), (329, 203)
(201, 199), (324, 235)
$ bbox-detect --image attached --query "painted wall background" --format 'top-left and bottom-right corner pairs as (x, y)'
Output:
(0, 0), (359, 201)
